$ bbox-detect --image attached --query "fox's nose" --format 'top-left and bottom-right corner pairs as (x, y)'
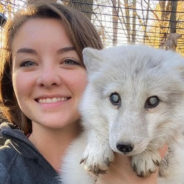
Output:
(116, 143), (134, 153)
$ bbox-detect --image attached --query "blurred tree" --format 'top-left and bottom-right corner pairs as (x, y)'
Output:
(112, 0), (120, 45)
(159, 0), (171, 47)
(0, 13), (6, 26)
(132, 0), (136, 43)
(170, 0), (178, 33)
(124, 0), (130, 42)
(67, 0), (93, 20)
(0, 2), (4, 13)
(27, 0), (93, 20)
(0, 2), (6, 27)
(144, 0), (184, 54)
(142, 0), (150, 43)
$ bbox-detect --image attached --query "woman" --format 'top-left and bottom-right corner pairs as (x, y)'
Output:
(0, 1), (166, 183)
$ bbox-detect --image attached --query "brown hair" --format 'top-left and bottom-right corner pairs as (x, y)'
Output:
(0, 0), (103, 134)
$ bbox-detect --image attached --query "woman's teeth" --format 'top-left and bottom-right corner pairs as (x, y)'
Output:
(38, 97), (68, 103)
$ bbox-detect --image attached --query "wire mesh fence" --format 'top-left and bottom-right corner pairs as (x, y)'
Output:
(0, 0), (184, 54)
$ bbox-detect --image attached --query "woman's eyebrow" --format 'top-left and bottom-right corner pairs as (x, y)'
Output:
(57, 46), (75, 54)
(15, 46), (75, 54)
(16, 48), (37, 54)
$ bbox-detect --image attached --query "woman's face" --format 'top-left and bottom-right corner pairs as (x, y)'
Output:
(11, 18), (87, 129)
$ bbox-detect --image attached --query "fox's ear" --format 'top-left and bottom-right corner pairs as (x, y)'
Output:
(82, 47), (103, 74)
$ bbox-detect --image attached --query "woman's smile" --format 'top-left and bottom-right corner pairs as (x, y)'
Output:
(35, 95), (72, 110)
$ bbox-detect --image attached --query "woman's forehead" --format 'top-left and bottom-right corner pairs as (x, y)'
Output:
(11, 18), (72, 52)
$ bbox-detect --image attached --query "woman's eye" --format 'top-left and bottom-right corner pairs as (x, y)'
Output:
(63, 59), (81, 66)
(20, 60), (36, 67)
(145, 96), (160, 109)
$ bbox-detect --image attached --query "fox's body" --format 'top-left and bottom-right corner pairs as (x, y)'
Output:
(61, 45), (184, 184)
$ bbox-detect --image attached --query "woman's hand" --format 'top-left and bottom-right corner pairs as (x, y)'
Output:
(96, 145), (168, 184)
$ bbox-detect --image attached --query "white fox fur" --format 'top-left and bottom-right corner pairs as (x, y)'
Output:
(61, 45), (184, 184)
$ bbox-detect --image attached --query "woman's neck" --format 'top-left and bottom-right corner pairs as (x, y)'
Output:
(29, 121), (81, 172)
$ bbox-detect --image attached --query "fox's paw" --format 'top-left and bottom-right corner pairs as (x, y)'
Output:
(132, 151), (161, 177)
(80, 145), (114, 175)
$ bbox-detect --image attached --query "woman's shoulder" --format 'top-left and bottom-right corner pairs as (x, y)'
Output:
(0, 122), (28, 149)
(0, 122), (28, 172)
(0, 139), (18, 160)
(0, 128), (19, 170)
(0, 122), (60, 184)
(0, 141), (17, 184)
(0, 122), (19, 162)
(0, 161), (10, 184)
(0, 136), (60, 184)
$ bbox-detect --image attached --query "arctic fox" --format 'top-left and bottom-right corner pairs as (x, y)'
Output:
(61, 45), (184, 184)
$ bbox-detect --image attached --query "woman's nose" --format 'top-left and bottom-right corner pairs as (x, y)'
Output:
(37, 66), (61, 88)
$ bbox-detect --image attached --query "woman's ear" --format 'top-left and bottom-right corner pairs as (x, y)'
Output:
(82, 47), (104, 75)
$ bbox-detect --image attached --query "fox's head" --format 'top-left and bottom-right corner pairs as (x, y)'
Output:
(81, 45), (184, 155)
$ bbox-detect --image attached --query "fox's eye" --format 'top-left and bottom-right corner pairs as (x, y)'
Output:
(109, 92), (121, 106)
(145, 96), (160, 109)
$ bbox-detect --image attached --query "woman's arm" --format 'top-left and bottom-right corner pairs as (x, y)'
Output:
(96, 145), (168, 184)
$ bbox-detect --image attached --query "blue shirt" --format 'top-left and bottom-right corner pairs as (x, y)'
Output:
(0, 122), (61, 184)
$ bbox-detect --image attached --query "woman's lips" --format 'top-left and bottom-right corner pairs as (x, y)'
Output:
(36, 97), (70, 103)
(35, 95), (72, 104)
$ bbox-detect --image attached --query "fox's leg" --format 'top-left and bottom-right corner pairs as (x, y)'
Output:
(62, 133), (97, 184)
(80, 130), (114, 175)
(132, 149), (161, 177)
